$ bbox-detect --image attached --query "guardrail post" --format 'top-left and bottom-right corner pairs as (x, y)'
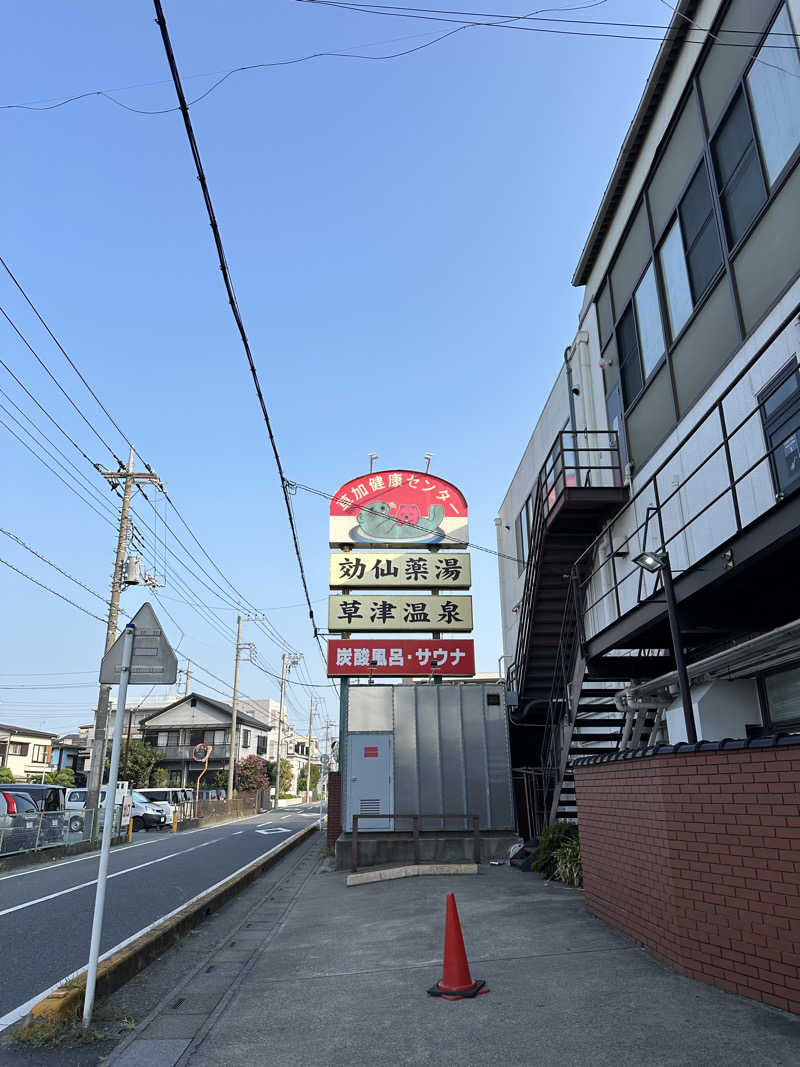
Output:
(351, 814), (359, 874)
(412, 815), (420, 865)
(472, 815), (480, 864)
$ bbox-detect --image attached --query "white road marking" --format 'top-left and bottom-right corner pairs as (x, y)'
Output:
(255, 827), (291, 836)
(0, 824), (313, 1033)
(0, 811), (270, 884)
(232, 830), (244, 836)
(0, 837), (222, 918)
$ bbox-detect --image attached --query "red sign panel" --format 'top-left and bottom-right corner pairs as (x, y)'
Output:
(329, 470), (468, 546)
(327, 639), (475, 677)
(364, 747), (379, 758)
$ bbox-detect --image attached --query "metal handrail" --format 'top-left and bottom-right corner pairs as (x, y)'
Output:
(577, 356), (800, 630)
(350, 812), (480, 872)
(511, 429), (623, 702)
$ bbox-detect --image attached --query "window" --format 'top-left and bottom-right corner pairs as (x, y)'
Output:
(764, 664), (800, 723)
(633, 264), (665, 376)
(31, 745), (48, 764)
(8, 742), (28, 757)
(712, 89), (767, 247)
(746, 6), (800, 186)
(596, 280), (614, 346)
(759, 359), (800, 497)
(156, 732), (168, 748)
(659, 218), (694, 337)
(618, 304), (643, 407)
(257, 735), (267, 755)
(242, 730), (251, 748)
(679, 164), (723, 301)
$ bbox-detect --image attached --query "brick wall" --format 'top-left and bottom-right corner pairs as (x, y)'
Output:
(573, 744), (800, 1013)
(327, 771), (342, 849)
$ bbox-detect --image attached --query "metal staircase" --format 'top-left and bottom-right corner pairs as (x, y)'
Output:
(507, 429), (670, 836)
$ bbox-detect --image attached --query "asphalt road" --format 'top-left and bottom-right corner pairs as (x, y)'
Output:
(0, 804), (321, 1028)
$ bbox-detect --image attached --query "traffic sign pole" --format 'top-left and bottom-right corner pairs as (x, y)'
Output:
(83, 622), (135, 1029)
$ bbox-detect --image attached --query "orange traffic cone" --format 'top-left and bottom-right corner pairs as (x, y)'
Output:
(427, 892), (489, 999)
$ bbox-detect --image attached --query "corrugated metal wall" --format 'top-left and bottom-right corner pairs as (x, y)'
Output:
(347, 683), (514, 831)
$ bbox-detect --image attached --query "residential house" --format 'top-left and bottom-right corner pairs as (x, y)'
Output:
(0, 723), (56, 780)
(288, 732), (320, 796)
(50, 734), (86, 782)
(139, 692), (273, 789)
(497, 0), (800, 1011)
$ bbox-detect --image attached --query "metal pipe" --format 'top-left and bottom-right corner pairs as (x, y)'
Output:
(661, 554), (697, 744)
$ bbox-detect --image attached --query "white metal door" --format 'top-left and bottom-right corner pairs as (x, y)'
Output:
(347, 733), (393, 831)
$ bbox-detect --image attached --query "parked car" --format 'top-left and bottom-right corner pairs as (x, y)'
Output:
(65, 788), (166, 833)
(10, 784), (67, 844)
(65, 787), (106, 833)
(197, 788), (227, 802)
(130, 791), (167, 831)
(137, 787), (193, 822)
(0, 790), (39, 853)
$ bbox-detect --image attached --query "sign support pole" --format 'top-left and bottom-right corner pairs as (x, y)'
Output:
(83, 622), (135, 1029)
(339, 676), (348, 826)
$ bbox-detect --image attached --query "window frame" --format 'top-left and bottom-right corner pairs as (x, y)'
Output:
(594, 0), (800, 464)
(758, 357), (800, 499)
(758, 661), (800, 730)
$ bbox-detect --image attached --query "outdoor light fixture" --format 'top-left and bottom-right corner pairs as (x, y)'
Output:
(633, 550), (666, 573)
(632, 547), (697, 745)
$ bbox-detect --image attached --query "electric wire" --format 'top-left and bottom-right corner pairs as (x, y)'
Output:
(0, 528), (111, 606)
(151, 0), (323, 649)
(5, 2), (798, 117)
(0, 305), (122, 466)
(0, 385), (123, 522)
(0, 554), (107, 624)
(0, 415), (119, 531)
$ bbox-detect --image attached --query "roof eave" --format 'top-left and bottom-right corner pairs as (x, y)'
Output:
(571, 0), (701, 289)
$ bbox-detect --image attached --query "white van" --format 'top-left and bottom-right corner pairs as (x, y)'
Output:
(65, 788), (166, 832)
(137, 788), (193, 822)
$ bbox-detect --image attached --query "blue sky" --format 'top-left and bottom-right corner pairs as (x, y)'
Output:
(0, 1), (665, 736)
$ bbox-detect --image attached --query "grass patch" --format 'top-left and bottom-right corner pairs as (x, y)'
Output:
(13, 1015), (104, 1048)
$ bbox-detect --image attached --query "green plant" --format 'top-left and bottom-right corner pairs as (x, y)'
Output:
(298, 764), (321, 793)
(214, 769), (228, 790)
(236, 755), (270, 793)
(531, 821), (579, 879)
(106, 739), (163, 789)
(28, 768), (75, 786)
(266, 758), (293, 794)
(553, 836), (583, 888)
(150, 766), (168, 787)
(0, 766), (14, 783)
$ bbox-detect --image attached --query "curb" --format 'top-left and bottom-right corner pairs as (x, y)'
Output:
(22, 823), (320, 1031)
(347, 863), (478, 886)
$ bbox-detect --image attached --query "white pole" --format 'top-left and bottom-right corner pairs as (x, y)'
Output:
(83, 622), (135, 1028)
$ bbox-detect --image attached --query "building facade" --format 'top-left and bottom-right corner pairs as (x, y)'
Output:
(139, 693), (273, 789)
(0, 723), (56, 780)
(498, 0), (800, 833)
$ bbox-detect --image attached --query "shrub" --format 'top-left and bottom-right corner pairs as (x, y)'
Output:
(0, 767), (15, 783)
(531, 821), (579, 878)
(554, 837), (583, 888)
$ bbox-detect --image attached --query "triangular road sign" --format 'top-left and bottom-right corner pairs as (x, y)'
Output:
(99, 601), (178, 685)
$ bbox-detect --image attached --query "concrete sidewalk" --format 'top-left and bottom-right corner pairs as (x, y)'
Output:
(112, 845), (799, 1067)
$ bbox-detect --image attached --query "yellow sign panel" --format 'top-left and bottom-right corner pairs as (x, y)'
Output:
(328, 594), (473, 633)
(329, 552), (471, 589)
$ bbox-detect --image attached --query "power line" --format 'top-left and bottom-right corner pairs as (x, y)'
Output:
(0, 304), (122, 465)
(152, 0), (322, 650)
(290, 478), (523, 564)
(0, 255), (133, 455)
(0, 554), (107, 624)
(0, 527), (111, 606)
(4, 3), (797, 117)
(0, 384), (123, 522)
(0, 414), (119, 531)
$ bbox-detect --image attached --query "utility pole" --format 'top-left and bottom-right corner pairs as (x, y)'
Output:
(184, 659), (191, 696)
(273, 652), (300, 809)
(304, 696), (314, 804)
(86, 445), (163, 839)
(227, 614), (243, 798)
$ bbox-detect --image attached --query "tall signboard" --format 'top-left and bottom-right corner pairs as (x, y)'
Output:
(327, 469), (474, 680)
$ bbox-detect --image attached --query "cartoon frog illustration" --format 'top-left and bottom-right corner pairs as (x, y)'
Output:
(355, 500), (445, 541)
